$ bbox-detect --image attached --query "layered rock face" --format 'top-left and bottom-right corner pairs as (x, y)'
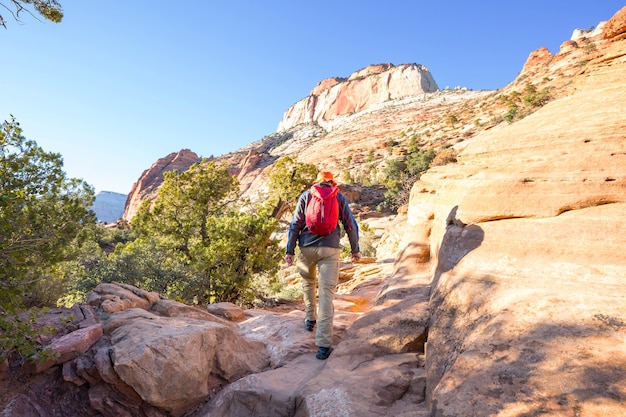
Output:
(276, 63), (439, 131)
(399, 9), (626, 416)
(123, 149), (202, 221)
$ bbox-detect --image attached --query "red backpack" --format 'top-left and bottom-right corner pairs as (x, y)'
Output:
(305, 185), (339, 235)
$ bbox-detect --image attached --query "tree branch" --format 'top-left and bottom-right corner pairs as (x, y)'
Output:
(0, 0), (59, 28)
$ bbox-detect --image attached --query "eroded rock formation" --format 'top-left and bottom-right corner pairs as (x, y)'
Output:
(123, 149), (203, 221)
(276, 63), (439, 131)
(404, 9), (626, 415)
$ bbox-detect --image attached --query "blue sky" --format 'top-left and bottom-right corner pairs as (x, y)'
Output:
(1, 1), (622, 195)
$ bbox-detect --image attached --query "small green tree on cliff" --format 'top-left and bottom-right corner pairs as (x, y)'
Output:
(383, 148), (436, 211)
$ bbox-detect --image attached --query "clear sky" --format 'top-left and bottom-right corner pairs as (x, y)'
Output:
(1, 1), (622, 195)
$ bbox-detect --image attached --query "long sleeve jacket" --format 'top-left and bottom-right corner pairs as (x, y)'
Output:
(285, 186), (360, 255)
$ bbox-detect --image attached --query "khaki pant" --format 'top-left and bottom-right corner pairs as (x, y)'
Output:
(297, 246), (340, 348)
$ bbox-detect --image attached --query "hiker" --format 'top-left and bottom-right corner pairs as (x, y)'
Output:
(285, 171), (361, 360)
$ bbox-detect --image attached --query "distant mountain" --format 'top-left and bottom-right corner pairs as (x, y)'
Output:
(91, 191), (127, 223)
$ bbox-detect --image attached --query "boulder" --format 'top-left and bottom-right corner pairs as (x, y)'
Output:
(206, 302), (246, 321)
(27, 324), (103, 374)
(152, 298), (232, 326)
(108, 311), (269, 416)
(87, 282), (159, 313)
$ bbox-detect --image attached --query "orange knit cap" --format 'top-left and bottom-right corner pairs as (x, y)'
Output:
(313, 171), (337, 186)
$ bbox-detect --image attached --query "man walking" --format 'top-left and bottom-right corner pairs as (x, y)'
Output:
(285, 171), (361, 360)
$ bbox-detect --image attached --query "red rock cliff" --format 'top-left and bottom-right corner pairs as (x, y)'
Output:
(123, 149), (203, 221)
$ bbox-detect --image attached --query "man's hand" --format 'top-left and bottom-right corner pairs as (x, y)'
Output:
(351, 252), (362, 263)
(285, 254), (294, 266)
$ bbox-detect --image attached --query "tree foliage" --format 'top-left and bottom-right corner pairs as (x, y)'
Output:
(0, 116), (95, 305)
(79, 237), (192, 299)
(104, 159), (284, 305)
(499, 82), (552, 124)
(383, 148), (436, 211)
(188, 203), (282, 303)
(267, 156), (318, 220)
(0, 115), (94, 361)
(0, 0), (63, 28)
(132, 160), (240, 255)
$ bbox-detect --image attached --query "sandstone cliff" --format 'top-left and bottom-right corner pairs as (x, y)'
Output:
(123, 149), (202, 221)
(405, 13), (626, 414)
(276, 63), (439, 131)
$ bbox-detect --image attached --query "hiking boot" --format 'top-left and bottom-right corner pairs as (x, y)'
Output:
(304, 319), (316, 332)
(316, 346), (333, 360)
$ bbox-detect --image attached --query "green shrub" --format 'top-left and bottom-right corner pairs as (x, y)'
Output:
(0, 309), (56, 365)
(504, 106), (518, 123)
(499, 83), (551, 124)
(341, 170), (354, 184)
(382, 148), (436, 211)
(358, 225), (377, 257)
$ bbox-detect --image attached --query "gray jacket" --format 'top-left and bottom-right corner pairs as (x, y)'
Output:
(285, 184), (360, 255)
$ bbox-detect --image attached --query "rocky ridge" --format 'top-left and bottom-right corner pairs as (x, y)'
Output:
(276, 63), (439, 131)
(123, 149), (203, 221)
(412, 16), (626, 413)
(121, 63), (441, 222)
(2, 6), (625, 417)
